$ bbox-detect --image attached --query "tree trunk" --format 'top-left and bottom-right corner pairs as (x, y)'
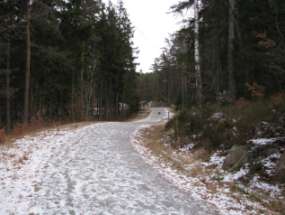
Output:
(71, 70), (75, 121)
(6, 40), (11, 133)
(194, 0), (203, 104)
(228, 0), (236, 100)
(80, 42), (85, 119)
(24, 0), (32, 124)
(181, 64), (186, 109)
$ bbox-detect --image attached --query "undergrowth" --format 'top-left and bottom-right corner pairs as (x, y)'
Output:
(166, 93), (285, 150)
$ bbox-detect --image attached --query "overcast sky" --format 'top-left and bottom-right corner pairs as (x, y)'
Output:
(106, 0), (182, 72)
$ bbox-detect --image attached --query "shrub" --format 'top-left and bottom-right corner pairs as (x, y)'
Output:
(203, 118), (238, 150)
(168, 98), (284, 150)
(246, 82), (265, 99)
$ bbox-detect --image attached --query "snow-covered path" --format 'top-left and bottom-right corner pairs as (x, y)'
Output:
(0, 108), (220, 215)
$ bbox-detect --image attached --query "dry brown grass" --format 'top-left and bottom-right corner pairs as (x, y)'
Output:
(6, 121), (55, 144)
(140, 124), (185, 171)
(3, 119), (94, 146)
(140, 124), (213, 175)
(2, 109), (151, 145)
(0, 128), (6, 144)
(140, 124), (224, 200)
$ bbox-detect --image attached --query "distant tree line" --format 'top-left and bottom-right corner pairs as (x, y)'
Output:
(0, 0), (139, 132)
(138, 0), (285, 108)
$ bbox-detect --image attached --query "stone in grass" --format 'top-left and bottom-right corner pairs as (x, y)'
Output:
(223, 145), (248, 171)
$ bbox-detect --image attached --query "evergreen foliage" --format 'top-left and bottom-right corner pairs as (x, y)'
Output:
(139, 0), (285, 107)
(0, 0), (138, 130)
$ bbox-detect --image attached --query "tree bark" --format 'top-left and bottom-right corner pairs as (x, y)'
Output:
(80, 42), (85, 119)
(71, 70), (75, 121)
(6, 40), (11, 132)
(194, 0), (203, 105)
(228, 0), (236, 100)
(24, 0), (32, 124)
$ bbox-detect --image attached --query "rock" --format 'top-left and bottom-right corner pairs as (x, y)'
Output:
(223, 145), (248, 170)
(276, 152), (285, 183)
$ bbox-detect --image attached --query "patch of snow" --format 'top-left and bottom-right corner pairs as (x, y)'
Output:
(251, 138), (275, 146)
(250, 176), (282, 197)
(223, 167), (249, 182)
(132, 130), (269, 215)
(261, 153), (281, 176)
(209, 152), (226, 167)
(201, 152), (226, 169)
(180, 143), (195, 152)
(250, 137), (284, 146)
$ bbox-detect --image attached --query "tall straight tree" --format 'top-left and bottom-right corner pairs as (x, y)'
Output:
(0, 0), (139, 130)
(194, 0), (202, 104)
(6, 40), (11, 132)
(228, 0), (236, 100)
(172, 0), (203, 104)
(24, 0), (32, 124)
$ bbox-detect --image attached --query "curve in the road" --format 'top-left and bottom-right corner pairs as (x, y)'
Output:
(1, 108), (220, 215)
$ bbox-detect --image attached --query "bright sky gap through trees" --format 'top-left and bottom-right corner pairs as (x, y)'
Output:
(106, 0), (184, 73)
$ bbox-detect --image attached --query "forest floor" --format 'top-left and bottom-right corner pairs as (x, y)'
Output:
(137, 124), (284, 215)
(0, 108), (221, 215)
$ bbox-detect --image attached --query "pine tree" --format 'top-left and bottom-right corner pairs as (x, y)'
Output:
(24, 0), (32, 124)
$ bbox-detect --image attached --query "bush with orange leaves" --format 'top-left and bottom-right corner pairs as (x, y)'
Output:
(246, 82), (265, 99)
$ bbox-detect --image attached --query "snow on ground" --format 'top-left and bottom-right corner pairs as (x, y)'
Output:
(203, 151), (226, 168)
(223, 166), (249, 182)
(249, 137), (285, 146)
(2, 108), (281, 215)
(261, 152), (281, 176)
(133, 128), (266, 215)
(250, 176), (282, 198)
(206, 151), (284, 204)
(179, 143), (195, 152)
(0, 108), (220, 215)
(133, 127), (282, 215)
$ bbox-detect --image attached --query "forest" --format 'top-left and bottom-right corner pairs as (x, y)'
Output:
(0, 0), (285, 213)
(137, 1), (285, 211)
(139, 0), (285, 106)
(0, 0), (138, 133)
(2, 0), (284, 133)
